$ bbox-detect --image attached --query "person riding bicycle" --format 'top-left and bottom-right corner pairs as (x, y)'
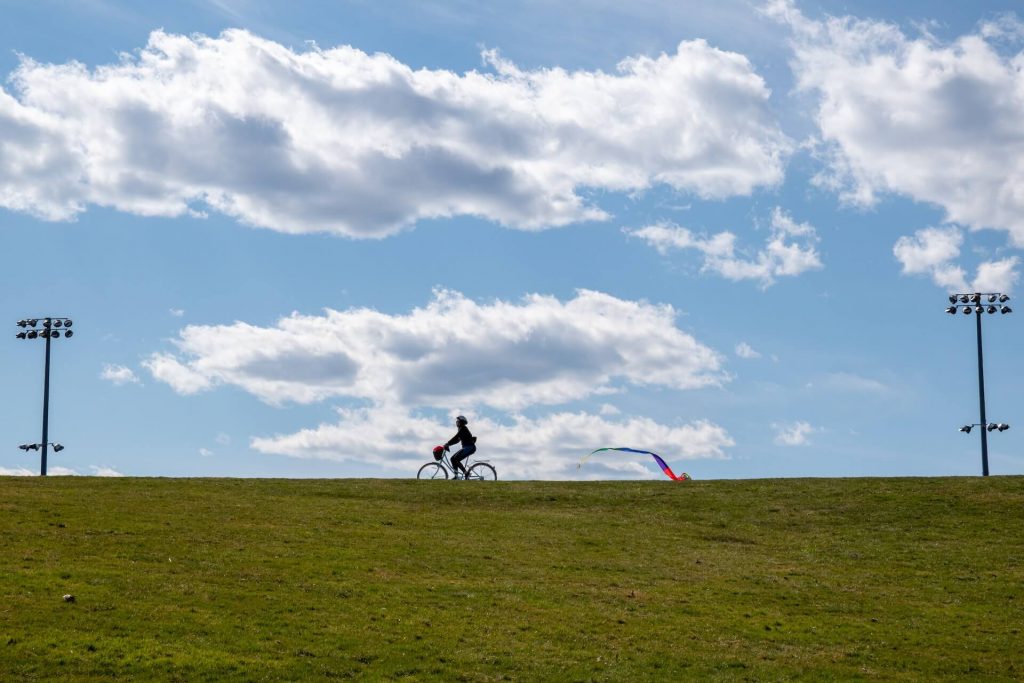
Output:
(444, 415), (477, 480)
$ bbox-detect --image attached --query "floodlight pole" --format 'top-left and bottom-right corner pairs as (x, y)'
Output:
(15, 316), (74, 476)
(974, 306), (989, 477)
(946, 292), (1011, 476)
(41, 323), (52, 477)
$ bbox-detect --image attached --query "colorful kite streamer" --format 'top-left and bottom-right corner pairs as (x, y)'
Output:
(580, 447), (692, 481)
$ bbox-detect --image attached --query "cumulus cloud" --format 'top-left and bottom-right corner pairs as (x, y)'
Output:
(628, 207), (822, 287)
(1, 465), (125, 476)
(973, 257), (1021, 293)
(893, 226), (1019, 292)
(101, 363), (141, 385)
(251, 405), (733, 480)
(772, 420), (817, 446)
(735, 342), (761, 359)
(0, 466), (35, 476)
(0, 29), (789, 236)
(144, 289), (727, 409)
(48, 467), (80, 476)
(91, 466), (125, 477)
(893, 227), (963, 274)
(767, 1), (1024, 245)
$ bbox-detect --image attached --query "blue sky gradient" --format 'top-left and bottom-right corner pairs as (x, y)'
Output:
(1, 0), (1021, 479)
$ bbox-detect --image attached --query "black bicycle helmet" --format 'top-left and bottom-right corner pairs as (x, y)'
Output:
(455, 415), (468, 426)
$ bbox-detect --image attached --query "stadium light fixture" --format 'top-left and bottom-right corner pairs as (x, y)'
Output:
(14, 317), (75, 476)
(944, 293), (1012, 476)
(17, 442), (65, 454)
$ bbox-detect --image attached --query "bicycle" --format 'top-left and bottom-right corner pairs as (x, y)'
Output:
(417, 446), (497, 481)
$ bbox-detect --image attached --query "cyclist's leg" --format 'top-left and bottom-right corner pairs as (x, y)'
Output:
(451, 444), (475, 478)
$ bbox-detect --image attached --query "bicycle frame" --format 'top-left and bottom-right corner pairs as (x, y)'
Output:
(438, 452), (470, 478)
(435, 451), (494, 479)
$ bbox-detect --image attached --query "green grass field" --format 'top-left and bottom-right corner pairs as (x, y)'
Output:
(1, 476), (1022, 681)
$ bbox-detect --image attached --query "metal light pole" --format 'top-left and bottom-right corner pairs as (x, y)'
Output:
(15, 318), (74, 476)
(945, 293), (1012, 476)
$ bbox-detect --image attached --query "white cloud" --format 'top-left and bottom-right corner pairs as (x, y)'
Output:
(973, 257), (1020, 293)
(144, 289), (727, 409)
(893, 227), (962, 275)
(0, 467), (35, 476)
(0, 29), (789, 236)
(251, 406), (733, 480)
(169, 308), (185, 317)
(199, 448), (214, 457)
(91, 466), (125, 477)
(628, 207), (822, 287)
(893, 226), (1019, 292)
(768, 1), (1024, 246)
(145, 353), (214, 394)
(2, 465), (127, 477)
(101, 363), (140, 385)
(735, 342), (761, 359)
(772, 420), (817, 446)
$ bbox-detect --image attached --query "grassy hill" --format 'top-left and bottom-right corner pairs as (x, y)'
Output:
(1, 476), (1022, 681)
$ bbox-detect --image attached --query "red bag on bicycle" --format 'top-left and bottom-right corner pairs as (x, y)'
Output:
(432, 446), (445, 461)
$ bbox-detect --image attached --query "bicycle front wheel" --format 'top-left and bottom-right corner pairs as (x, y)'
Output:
(467, 463), (497, 481)
(417, 462), (449, 480)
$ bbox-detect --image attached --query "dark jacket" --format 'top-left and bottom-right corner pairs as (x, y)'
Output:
(446, 424), (476, 449)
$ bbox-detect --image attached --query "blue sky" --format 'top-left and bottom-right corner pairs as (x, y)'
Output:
(1, 0), (1021, 479)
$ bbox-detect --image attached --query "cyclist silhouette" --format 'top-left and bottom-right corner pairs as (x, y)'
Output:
(444, 415), (477, 480)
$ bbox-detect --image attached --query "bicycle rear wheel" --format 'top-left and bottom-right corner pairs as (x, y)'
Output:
(417, 462), (448, 480)
(467, 463), (497, 481)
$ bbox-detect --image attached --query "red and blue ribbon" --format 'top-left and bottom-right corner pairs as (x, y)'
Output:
(580, 447), (691, 481)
